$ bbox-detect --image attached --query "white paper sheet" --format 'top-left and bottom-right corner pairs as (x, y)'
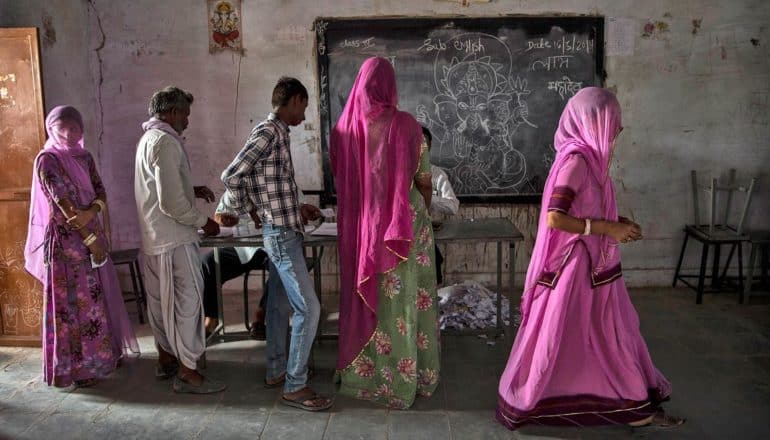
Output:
(310, 222), (338, 236)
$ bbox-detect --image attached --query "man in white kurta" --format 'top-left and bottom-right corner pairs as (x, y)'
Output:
(134, 86), (224, 393)
(422, 126), (460, 284)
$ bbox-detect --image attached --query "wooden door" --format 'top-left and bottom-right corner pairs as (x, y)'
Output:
(0, 28), (46, 346)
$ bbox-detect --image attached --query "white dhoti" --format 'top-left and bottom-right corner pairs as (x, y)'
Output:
(143, 243), (205, 370)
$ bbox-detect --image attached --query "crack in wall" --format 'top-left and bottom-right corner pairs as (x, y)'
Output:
(87, 0), (106, 161)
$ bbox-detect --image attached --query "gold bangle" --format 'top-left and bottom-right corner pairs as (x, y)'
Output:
(92, 199), (107, 213)
(83, 233), (97, 246)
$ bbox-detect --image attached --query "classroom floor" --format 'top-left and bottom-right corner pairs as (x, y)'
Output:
(1, 287), (769, 440)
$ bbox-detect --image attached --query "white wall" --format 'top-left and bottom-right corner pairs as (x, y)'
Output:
(2, 0), (768, 292)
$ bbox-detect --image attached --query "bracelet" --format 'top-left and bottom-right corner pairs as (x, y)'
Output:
(83, 233), (97, 246)
(583, 218), (592, 236)
(92, 199), (107, 213)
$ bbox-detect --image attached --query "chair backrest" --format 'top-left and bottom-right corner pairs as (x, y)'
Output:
(690, 169), (756, 236)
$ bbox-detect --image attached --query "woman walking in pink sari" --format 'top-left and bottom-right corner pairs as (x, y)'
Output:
(331, 57), (440, 409)
(496, 88), (682, 428)
(25, 105), (139, 387)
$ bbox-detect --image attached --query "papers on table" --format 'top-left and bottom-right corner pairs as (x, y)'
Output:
(197, 224), (263, 238)
(232, 224), (262, 237)
(310, 222), (337, 236)
(198, 226), (234, 237)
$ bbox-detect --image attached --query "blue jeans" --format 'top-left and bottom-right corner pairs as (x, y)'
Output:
(262, 224), (320, 393)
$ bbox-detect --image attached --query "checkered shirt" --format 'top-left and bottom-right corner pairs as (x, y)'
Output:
(221, 113), (303, 231)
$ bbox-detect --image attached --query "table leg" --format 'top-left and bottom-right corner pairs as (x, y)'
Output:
(746, 243), (758, 303)
(496, 241), (502, 336)
(207, 247), (225, 345)
(509, 242), (516, 339)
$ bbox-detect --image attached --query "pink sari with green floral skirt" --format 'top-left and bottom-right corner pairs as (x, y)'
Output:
(331, 57), (440, 408)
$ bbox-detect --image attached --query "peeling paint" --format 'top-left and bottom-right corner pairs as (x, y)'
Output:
(642, 20), (670, 39)
(42, 12), (56, 48)
(87, 0), (106, 158)
(691, 19), (702, 35)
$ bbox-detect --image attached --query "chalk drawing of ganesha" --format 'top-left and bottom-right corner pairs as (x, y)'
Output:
(416, 33), (535, 194)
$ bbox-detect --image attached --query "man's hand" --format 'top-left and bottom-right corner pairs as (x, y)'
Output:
(201, 218), (221, 237)
(214, 212), (239, 227)
(248, 210), (263, 228)
(194, 186), (216, 203)
(300, 204), (322, 225)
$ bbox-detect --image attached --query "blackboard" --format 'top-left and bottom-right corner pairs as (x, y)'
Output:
(314, 16), (604, 203)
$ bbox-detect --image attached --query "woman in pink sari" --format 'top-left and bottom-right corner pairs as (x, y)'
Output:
(331, 57), (440, 409)
(496, 88), (683, 428)
(25, 105), (139, 387)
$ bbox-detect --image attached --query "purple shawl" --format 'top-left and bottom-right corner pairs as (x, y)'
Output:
(331, 57), (423, 369)
(521, 87), (623, 321)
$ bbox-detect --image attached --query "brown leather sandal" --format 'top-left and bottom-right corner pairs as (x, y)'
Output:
(651, 411), (686, 427)
(281, 387), (333, 412)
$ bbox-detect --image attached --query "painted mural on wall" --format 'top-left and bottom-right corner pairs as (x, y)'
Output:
(208, 0), (243, 53)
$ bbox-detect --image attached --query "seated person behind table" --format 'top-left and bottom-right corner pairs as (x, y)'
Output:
(201, 191), (269, 339)
(422, 126), (459, 285)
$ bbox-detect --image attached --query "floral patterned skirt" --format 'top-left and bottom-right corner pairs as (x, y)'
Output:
(43, 258), (118, 387)
(337, 218), (440, 409)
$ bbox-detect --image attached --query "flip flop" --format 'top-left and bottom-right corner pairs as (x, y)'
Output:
(281, 387), (333, 412)
(651, 411), (686, 428)
(172, 376), (227, 394)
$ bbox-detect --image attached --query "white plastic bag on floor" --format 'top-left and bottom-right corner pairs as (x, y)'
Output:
(438, 280), (520, 330)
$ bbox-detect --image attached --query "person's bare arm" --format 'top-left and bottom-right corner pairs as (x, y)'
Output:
(546, 211), (642, 243)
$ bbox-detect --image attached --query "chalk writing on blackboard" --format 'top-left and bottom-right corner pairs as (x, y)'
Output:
(415, 33), (535, 193)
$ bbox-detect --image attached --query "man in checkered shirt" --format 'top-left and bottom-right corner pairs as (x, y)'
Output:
(221, 77), (332, 411)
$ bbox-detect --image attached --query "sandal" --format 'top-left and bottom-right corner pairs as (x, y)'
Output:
(281, 387), (333, 412)
(651, 411), (686, 427)
(172, 375), (227, 394)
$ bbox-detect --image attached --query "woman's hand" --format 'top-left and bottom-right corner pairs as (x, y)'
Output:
(67, 206), (98, 230)
(88, 239), (107, 264)
(607, 221), (643, 244)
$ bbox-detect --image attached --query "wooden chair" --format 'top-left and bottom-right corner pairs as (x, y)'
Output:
(673, 169), (756, 304)
(109, 248), (147, 323)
